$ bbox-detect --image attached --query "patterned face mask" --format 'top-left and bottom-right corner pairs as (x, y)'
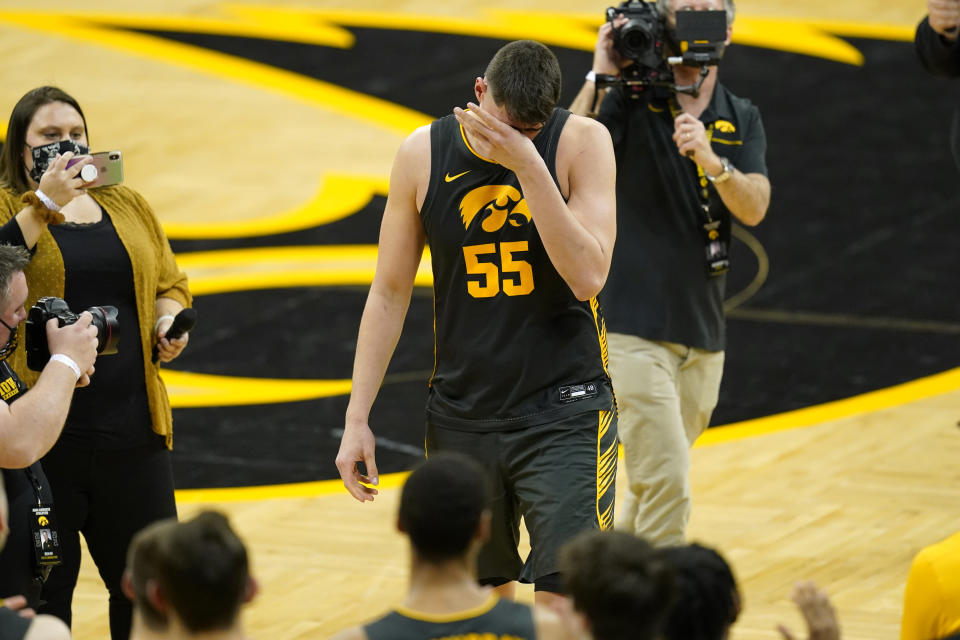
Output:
(0, 316), (18, 361)
(28, 139), (90, 184)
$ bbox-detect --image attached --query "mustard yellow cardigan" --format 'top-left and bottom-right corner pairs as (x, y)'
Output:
(0, 185), (191, 448)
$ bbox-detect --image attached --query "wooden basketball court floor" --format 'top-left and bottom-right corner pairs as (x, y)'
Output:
(1, 0), (958, 638)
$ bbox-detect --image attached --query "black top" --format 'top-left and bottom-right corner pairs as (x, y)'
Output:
(597, 83), (768, 351)
(364, 597), (536, 640)
(0, 608), (31, 640)
(420, 108), (613, 431)
(0, 362), (53, 605)
(0, 218), (30, 251)
(916, 16), (960, 77)
(49, 213), (153, 449)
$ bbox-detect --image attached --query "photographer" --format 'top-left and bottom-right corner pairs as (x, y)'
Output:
(0, 86), (191, 640)
(570, 0), (770, 545)
(916, 0), (960, 76)
(0, 243), (98, 609)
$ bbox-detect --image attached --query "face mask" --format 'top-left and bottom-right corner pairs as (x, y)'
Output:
(0, 316), (18, 362)
(28, 139), (89, 184)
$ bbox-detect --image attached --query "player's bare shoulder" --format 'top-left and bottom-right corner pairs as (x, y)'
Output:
(390, 123), (432, 208)
(394, 124), (432, 172)
(568, 111), (614, 148)
(556, 112), (615, 194)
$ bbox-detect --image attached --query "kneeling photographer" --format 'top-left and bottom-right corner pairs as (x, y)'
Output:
(0, 244), (99, 608)
(570, 0), (771, 545)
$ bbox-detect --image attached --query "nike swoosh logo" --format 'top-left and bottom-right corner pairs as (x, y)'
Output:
(444, 170), (470, 182)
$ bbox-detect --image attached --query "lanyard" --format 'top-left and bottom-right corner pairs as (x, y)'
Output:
(668, 98), (717, 224)
(667, 98), (729, 276)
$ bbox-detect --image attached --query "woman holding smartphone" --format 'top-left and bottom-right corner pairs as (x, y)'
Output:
(0, 86), (191, 640)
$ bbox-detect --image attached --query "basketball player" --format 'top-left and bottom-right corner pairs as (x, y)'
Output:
(336, 39), (617, 606)
(331, 454), (566, 640)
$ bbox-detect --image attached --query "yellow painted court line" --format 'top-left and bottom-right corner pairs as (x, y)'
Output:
(0, 11), (432, 137)
(175, 366), (960, 502)
(175, 245), (433, 296)
(161, 370), (352, 408)
(176, 472), (410, 504)
(698, 366), (960, 446)
(163, 174), (389, 239)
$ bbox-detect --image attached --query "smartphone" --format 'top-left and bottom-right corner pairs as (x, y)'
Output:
(66, 151), (124, 188)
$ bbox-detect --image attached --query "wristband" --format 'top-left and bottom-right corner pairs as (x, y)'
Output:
(585, 70), (596, 83)
(34, 189), (62, 212)
(20, 191), (66, 225)
(154, 314), (175, 332)
(49, 353), (82, 380)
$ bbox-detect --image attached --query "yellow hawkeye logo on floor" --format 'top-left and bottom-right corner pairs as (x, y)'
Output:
(445, 170), (470, 182)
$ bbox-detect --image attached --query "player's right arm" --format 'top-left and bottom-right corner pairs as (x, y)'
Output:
(335, 126), (430, 503)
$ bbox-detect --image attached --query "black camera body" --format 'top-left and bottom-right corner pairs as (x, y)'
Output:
(607, 0), (667, 72)
(604, 0), (728, 97)
(25, 297), (119, 371)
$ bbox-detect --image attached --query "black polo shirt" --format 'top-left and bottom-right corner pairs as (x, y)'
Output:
(597, 81), (768, 351)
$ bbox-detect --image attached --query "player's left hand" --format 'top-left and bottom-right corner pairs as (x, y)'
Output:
(673, 113), (718, 170)
(453, 102), (539, 173)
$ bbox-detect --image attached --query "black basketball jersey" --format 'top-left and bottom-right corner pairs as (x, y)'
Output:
(364, 595), (536, 640)
(420, 107), (613, 431)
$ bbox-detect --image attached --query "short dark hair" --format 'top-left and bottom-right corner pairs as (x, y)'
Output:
(0, 86), (88, 195)
(658, 543), (741, 640)
(483, 40), (561, 126)
(560, 530), (676, 640)
(126, 511), (249, 633)
(398, 453), (491, 564)
(0, 245), (31, 310)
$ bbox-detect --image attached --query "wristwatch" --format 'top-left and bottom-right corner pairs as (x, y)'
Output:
(704, 157), (733, 184)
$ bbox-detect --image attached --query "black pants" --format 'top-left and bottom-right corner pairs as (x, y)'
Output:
(38, 439), (177, 640)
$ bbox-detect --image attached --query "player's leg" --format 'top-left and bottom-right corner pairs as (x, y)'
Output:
(425, 421), (522, 589)
(510, 404), (617, 599)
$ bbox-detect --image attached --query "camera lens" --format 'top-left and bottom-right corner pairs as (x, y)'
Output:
(87, 306), (120, 355)
(619, 19), (654, 60)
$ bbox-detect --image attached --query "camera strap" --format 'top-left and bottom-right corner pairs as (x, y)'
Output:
(669, 99), (730, 276)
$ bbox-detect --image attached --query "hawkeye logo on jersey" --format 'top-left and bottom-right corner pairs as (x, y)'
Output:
(459, 185), (531, 232)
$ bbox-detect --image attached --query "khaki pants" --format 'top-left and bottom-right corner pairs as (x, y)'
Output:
(608, 332), (724, 546)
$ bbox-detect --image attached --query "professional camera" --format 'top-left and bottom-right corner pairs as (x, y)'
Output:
(603, 0), (729, 97)
(608, 0), (667, 72)
(25, 297), (119, 371)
